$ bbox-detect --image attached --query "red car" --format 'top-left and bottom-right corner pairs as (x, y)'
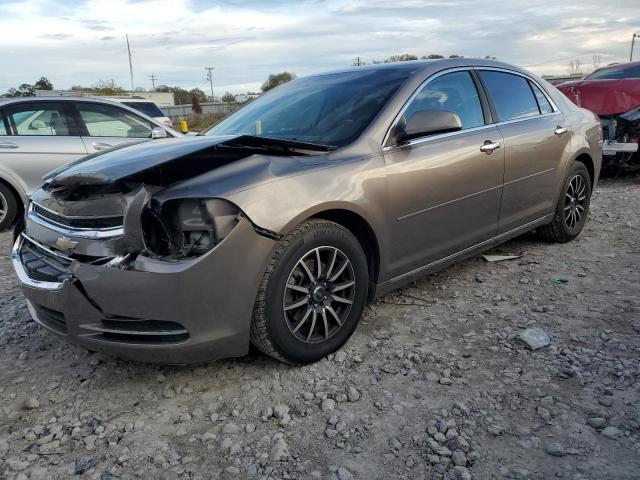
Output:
(557, 61), (640, 170)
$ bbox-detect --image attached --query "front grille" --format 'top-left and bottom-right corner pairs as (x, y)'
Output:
(35, 305), (67, 334)
(20, 237), (72, 283)
(82, 317), (189, 344)
(33, 204), (123, 230)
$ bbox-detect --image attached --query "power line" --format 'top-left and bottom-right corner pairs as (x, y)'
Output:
(148, 74), (158, 91)
(205, 67), (215, 100)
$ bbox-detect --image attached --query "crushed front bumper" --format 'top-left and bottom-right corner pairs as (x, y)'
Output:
(12, 217), (276, 364)
(599, 108), (640, 167)
(602, 139), (639, 156)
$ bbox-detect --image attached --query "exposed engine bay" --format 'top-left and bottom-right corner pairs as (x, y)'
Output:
(27, 135), (332, 268)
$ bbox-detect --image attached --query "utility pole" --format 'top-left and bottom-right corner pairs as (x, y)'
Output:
(632, 33), (639, 62)
(205, 67), (215, 101)
(126, 34), (134, 92)
(148, 74), (158, 91)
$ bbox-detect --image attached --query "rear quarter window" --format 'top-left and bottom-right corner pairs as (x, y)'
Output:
(529, 81), (554, 115)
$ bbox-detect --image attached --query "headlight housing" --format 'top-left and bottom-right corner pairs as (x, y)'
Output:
(142, 198), (240, 259)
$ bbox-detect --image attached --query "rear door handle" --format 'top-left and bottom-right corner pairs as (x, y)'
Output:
(480, 141), (501, 154)
(554, 126), (568, 136)
(92, 142), (112, 151)
(0, 142), (19, 149)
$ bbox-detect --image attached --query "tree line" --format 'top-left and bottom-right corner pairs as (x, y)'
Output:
(353, 53), (496, 66)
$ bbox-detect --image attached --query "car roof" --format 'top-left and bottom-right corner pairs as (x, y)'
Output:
(306, 58), (531, 79)
(596, 60), (640, 70)
(0, 96), (150, 108)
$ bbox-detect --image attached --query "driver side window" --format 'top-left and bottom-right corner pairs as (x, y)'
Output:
(403, 71), (485, 131)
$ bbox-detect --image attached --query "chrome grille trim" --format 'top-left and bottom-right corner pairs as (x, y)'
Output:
(28, 203), (124, 239)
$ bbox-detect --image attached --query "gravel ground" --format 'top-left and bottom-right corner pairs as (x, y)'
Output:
(0, 174), (639, 480)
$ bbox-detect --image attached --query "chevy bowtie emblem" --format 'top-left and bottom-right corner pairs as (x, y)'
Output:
(55, 236), (78, 251)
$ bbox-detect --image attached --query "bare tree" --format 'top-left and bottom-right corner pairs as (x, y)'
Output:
(592, 55), (601, 71)
(568, 59), (583, 75)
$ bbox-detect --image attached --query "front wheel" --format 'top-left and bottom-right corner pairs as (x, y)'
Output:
(538, 161), (592, 242)
(251, 220), (369, 364)
(0, 183), (18, 231)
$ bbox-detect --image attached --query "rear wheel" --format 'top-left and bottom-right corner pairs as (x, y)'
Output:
(251, 220), (368, 364)
(538, 162), (591, 242)
(0, 183), (18, 231)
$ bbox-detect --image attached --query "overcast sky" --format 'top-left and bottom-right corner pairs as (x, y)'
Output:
(1, 0), (638, 96)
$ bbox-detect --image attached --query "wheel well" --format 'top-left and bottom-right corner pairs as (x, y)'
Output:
(574, 153), (594, 186)
(0, 178), (24, 219)
(311, 209), (380, 300)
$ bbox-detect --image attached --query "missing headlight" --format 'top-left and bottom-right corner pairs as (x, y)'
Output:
(142, 198), (240, 259)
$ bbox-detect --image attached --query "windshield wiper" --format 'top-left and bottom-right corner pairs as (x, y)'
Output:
(222, 135), (337, 152)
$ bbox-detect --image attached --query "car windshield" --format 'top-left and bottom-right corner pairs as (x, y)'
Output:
(123, 102), (165, 117)
(585, 64), (640, 80)
(206, 68), (415, 147)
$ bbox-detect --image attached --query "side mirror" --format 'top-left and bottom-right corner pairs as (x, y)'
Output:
(390, 110), (462, 145)
(151, 127), (167, 139)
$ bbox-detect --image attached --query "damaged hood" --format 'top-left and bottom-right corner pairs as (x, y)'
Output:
(45, 136), (236, 187)
(556, 79), (640, 116)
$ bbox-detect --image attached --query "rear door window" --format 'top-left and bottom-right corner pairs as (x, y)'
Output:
(75, 103), (154, 138)
(403, 71), (485, 131)
(480, 71), (540, 122)
(5, 103), (71, 136)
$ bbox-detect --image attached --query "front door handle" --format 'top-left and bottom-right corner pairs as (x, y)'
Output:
(480, 141), (501, 154)
(0, 142), (19, 149)
(554, 126), (568, 136)
(92, 142), (112, 151)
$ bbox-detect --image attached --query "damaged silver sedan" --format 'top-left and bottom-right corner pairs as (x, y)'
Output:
(12, 59), (602, 364)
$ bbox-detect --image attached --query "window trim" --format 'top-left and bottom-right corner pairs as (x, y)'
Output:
(383, 66), (561, 151)
(70, 101), (157, 139)
(0, 110), (10, 136)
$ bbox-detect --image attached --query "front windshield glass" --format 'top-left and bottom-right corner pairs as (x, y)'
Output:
(206, 67), (415, 147)
(585, 64), (640, 80)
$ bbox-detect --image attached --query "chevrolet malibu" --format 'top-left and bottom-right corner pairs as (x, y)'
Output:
(12, 59), (602, 364)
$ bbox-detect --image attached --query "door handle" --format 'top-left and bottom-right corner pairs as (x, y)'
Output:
(0, 142), (19, 149)
(554, 126), (568, 136)
(480, 141), (501, 154)
(91, 142), (112, 151)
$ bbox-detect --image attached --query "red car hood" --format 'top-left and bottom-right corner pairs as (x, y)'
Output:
(556, 78), (640, 116)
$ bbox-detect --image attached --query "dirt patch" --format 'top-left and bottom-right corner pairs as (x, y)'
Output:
(0, 175), (639, 480)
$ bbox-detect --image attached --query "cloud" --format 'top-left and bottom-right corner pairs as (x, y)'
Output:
(39, 33), (74, 40)
(0, 0), (638, 95)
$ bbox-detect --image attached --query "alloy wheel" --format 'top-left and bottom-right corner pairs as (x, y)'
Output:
(564, 174), (587, 229)
(282, 246), (356, 344)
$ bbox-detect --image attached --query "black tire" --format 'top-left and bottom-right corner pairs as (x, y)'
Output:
(538, 162), (592, 242)
(0, 183), (18, 231)
(251, 219), (369, 364)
